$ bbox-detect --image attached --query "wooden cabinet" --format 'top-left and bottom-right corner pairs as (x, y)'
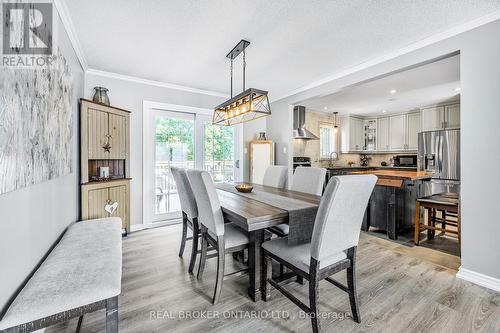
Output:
(80, 99), (131, 234)
(445, 104), (460, 128)
(407, 112), (421, 150)
(81, 180), (130, 230)
(389, 114), (407, 150)
(377, 117), (390, 151)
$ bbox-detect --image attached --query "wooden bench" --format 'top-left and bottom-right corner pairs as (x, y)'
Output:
(0, 218), (122, 333)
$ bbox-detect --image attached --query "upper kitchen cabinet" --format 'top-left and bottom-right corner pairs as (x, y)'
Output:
(445, 104), (460, 128)
(377, 117), (390, 151)
(421, 103), (460, 131)
(389, 114), (407, 150)
(407, 112), (421, 150)
(340, 116), (364, 152)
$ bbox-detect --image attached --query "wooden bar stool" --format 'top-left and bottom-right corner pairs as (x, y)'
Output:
(414, 193), (460, 255)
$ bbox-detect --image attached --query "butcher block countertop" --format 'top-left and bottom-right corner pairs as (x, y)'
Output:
(349, 170), (433, 187)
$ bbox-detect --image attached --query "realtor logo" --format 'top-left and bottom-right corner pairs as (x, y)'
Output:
(2, 1), (55, 68)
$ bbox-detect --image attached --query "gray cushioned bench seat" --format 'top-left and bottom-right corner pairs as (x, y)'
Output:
(0, 218), (122, 332)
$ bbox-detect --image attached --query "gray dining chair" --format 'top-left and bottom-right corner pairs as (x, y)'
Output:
(271, 167), (327, 237)
(262, 174), (377, 333)
(187, 169), (250, 304)
(262, 165), (288, 188)
(170, 167), (200, 274)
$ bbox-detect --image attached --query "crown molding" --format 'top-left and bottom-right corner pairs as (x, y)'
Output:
(272, 10), (500, 103)
(457, 267), (500, 292)
(86, 68), (229, 98)
(53, 0), (88, 71)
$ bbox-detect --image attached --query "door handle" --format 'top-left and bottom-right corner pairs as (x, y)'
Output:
(235, 160), (240, 168)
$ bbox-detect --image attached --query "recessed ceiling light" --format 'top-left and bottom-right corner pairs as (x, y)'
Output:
(323, 106), (328, 110)
(454, 87), (461, 92)
(382, 110), (387, 113)
(390, 89), (397, 94)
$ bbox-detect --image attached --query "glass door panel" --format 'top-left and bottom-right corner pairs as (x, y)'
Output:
(203, 121), (235, 183)
(153, 112), (194, 221)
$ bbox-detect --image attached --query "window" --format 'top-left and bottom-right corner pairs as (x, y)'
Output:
(319, 124), (338, 158)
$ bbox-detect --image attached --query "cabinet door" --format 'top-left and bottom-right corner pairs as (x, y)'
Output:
(445, 104), (460, 128)
(389, 114), (407, 150)
(108, 113), (127, 159)
(109, 185), (128, 229)
(421, 106), (444, 131)
(350, 117), (364, 151)
(377, 117), (390, 151)
(407, 112), (421, 150)
(87, 108), (110, 159)
(85, 188), (109, 220)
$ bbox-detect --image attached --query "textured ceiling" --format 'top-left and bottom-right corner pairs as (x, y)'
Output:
(66, 0), (500, 99)
(300, 55), (460, 116)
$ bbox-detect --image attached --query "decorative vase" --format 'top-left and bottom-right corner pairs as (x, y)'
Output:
(258, 132), (267, 140)
(92, 87), (110, 106)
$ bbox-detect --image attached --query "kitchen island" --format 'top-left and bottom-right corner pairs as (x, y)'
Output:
(345, 169), (433, 240)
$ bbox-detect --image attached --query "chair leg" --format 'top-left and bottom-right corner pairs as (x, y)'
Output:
(197, 229), (208, 280)
(212, 236), (225, 304)
(179, 212), (188, 257)
(105, 296), (118, 333)
(262, 251), (272, 301)
(309, 258), (321, 333)
(346, 247), (361, 323)
(188, 217), (199, 274)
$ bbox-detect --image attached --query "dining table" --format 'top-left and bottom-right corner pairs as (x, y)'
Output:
(215, 183), (321, 301)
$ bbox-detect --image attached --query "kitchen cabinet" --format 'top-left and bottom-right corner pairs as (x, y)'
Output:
(377, 117), (390, 151)
(363, 119), (377, 151)
(421, 104), (460, 131)
(340, 116), (364, 152)
(389, 114), (407, 150)
(407, 112), (421, 150)
(445, 104), (460, 128)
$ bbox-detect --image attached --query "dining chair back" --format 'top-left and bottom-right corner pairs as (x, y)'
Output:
(262, 166), (288, 188)
(311, 175), (377, 262)
(291, 167), (327, 195)
(187, 169), (225, 236)
(171, 167), (198, 219)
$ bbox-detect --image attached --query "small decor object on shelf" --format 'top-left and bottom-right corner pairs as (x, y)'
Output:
(359, 154), (371, 167)
(99, 166), (110, 178)
(92, 86), (110, 106)
(258, 132), (267, 140)
(235, 183), (253, 193)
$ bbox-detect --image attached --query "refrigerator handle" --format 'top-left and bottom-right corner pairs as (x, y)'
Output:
(438, 133), (443, 173)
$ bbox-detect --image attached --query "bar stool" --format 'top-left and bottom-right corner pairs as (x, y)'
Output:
(414, 192), (460, 255)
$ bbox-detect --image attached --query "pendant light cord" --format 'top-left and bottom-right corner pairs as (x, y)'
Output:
(243, 48), (246, 91)
(230, 59), (233, 98)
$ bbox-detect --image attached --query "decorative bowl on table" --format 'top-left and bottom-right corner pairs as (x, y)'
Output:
(235, 184), (253, 193)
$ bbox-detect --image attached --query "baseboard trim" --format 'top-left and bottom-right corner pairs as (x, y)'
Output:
(456, 267), (500, 292)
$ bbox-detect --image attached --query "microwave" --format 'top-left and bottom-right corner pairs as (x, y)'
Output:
(393, 155), (417, 167)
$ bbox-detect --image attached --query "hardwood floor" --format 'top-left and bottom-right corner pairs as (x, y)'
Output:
(48, 225), (500, 333)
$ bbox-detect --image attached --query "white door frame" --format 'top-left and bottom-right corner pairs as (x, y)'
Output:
(142, 101), (243, 227)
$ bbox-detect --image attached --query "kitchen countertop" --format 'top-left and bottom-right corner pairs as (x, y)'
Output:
(348, 169), (434, 181)
(327, 166), (417, 170)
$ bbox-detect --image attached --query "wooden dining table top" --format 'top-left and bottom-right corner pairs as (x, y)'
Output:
(216, 183), (321, 232)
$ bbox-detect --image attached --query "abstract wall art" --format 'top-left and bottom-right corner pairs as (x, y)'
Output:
(0, 49), (74, 195)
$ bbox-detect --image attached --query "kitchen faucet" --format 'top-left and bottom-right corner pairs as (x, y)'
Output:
(329, 152), (338, 167)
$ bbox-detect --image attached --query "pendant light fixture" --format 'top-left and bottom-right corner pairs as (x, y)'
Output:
(333, 111), (339, 133)
(213, 40), (271, 126)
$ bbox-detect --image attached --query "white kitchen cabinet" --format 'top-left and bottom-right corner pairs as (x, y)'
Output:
(406, 112), (421, 150)
(377, 117), (390, 151)
(389, 114), (407, 150)
(340, 116), (364, 152)
(421, 106), (445, 131)
(445, 104), (460, 128)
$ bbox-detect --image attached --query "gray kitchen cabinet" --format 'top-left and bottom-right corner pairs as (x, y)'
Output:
(407, 112), (421, 150)
(445, 104), (460, 128)
(389, 114), (407, 150)
(377, 117), (390, 151)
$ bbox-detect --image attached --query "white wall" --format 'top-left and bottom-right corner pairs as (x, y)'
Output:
(267, 19), (500, 284)
(0, 12), (84, 310)
(83, 74), (225, 226)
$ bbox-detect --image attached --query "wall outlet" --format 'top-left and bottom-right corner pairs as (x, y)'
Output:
(244, 147), (248, 154)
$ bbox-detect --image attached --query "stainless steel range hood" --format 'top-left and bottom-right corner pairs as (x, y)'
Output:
(293, 106), (319, 140)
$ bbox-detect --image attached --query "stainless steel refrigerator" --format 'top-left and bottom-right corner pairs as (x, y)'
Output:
(418, 129), (460, 195)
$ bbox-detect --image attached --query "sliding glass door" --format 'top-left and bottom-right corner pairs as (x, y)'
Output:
(144, 107), (240, 225)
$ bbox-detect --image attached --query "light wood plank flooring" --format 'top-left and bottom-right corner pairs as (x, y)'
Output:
(48, 225), (500, 333)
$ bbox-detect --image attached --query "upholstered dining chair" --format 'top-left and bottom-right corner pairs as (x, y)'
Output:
(170, 167), (200, 274)
(262, 174), (377, 333)
(271, 167), (327, 237)
(262, 165), (288, 188)
(187, 169), (250, 304)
